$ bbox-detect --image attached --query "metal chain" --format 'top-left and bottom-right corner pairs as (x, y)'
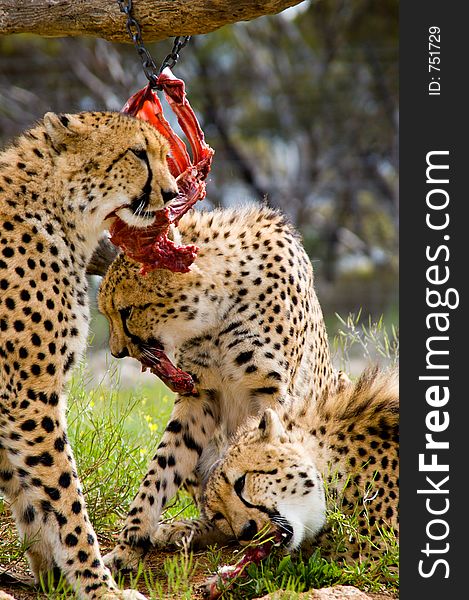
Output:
(117, 0), (191, 88)
(158, 36), (191, 73)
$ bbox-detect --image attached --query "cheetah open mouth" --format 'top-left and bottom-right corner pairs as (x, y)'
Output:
(270, 515), (294, 548)
(110, 70), (214, 275)
(139, 341), (196, 395)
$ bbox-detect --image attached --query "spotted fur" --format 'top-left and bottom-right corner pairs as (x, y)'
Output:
(97, 206), (342, 569)
(0, 111), (178, 599)
(205, 368), (399, 562)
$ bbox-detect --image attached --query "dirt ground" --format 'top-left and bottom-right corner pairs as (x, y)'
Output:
(0, 544), (237, 600)
(0, 566), (399, 600)
(0, 539), (398, 600)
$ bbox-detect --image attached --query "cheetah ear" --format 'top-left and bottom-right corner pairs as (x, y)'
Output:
(86, 236), (120, 276)
(43, 112), (85, 146)
(258, 409), (287, 442)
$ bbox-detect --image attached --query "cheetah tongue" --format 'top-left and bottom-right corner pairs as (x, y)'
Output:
(140, 346), (196, 395)
(111, 69), (214, 275)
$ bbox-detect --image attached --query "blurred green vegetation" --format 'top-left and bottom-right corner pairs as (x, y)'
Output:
(0, 0), (398, 324)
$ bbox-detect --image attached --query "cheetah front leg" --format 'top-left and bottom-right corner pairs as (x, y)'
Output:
(1, 414), (145, 600)
(0, 449), (54, 576)
(153, 353), (292, 552)
(104, 392), (218, 572)
(0, 446), (55, 577)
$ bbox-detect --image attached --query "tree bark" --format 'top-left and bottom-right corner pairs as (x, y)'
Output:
(0, 1), (303, 43)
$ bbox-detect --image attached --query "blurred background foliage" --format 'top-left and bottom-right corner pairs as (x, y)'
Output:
(0, 0), (398, 347)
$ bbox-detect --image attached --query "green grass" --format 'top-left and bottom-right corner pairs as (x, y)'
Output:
(332, 310), (399, 373)
(0, 313), (399, 599)
(223, 548), (398, 599)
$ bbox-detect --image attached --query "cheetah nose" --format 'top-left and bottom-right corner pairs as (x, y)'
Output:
(161, 188), (178, 204)
(239, 519), (258, 542)
(112, 347), (129, 359)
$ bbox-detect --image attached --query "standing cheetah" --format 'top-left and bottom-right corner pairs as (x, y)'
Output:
(95, 206), (343, 571)
(0, 111), (178, 599)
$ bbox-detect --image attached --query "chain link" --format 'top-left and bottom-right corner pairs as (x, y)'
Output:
(117, 0), (191, 88)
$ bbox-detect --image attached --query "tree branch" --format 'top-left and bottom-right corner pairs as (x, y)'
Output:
(0, 0), (304, 42)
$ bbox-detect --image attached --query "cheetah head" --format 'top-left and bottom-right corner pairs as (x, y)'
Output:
(97, 251), (218, 367)
(43, 111), (178, 230)
(204, 408), (326, 550)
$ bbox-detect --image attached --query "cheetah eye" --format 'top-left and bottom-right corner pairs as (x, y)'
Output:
(130, 148), (148, 161)
(234, 474), (246, 495)
(119, 307), (133, 319)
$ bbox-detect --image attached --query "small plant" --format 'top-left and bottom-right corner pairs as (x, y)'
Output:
(205, 546), (225, 573)
(38, 570), (73, 600)
(138, 545), (197, 599)
(333, 311), (399, 372)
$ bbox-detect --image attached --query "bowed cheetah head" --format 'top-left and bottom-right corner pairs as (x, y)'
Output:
(204, 407), (327, 549)
(97, 251), (220, 362)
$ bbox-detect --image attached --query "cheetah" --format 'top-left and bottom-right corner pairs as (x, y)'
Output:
(0, 111), (178, 599)
(95, 206), (343, 571)
(204, 367), (399, 564)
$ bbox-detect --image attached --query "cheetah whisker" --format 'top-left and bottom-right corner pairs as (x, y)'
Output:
(134, 198), (147, 219)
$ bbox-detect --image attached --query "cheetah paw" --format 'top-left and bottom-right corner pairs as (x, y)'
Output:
(103, 545), (145, 574)
(116, 590), (147, 600)
(97, 589), (147, 600)
(153, 522), (195, 549)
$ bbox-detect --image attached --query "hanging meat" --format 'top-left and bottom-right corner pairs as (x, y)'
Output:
(109, 68), (214, 275)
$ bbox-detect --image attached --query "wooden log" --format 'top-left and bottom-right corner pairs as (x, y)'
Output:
(0, 0), (303, 42)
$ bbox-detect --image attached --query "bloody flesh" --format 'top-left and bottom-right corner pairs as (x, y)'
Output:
(206, 538), (278, 599)
(109, 68), (214, 275)
(109, 209), (198, 274)
(110, 69), (214, 392)
(139, 343), (196, 395)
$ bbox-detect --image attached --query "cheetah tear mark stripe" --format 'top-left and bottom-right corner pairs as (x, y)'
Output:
(234, 470), (280, 516)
